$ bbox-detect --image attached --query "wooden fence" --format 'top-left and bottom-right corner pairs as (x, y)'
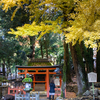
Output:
(8, 86), (66, 98)
(8, 86), (26, 96)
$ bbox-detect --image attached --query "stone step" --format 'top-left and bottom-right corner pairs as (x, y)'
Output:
(30, 91), (47, 96)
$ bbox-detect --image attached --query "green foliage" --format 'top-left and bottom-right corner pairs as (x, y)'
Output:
(0, 76), (8, 82)
(0, 6), (29, 38)
(0, 6), (30, 75)
(0, 36), (27, 65)
(61, 92), (63, 98)
(35, 33), (64, 64)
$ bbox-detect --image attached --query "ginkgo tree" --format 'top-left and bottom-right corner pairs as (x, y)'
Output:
(1, 0), (100, 96)
(1, 0), (100, 48)
(0, 0), (73, 38)
(65, 0), (100, 49)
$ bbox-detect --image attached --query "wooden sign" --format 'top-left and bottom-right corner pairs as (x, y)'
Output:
(88, 72), (97, 82)
(54, 77), (60, 86)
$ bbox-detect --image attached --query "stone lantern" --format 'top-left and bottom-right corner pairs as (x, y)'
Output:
(22, 73), (32, 100)
(25, 82), (31, 89)
(0, 77), (8, 97)
(2, 80), (8, 86)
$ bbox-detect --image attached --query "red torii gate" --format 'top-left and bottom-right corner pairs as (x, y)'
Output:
(16, 65), (66, 98)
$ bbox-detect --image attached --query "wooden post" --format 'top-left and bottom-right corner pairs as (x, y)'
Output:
(65, 88), (66, 97)
(45, 74), (47, 90)
(60, 75), (61, 87)
(25, 69), (27, 78)
(13, 89), (15, 94)
(8, 87), (10, 95)
(46, 69), (49, 98)
(33, 74), (35, 91)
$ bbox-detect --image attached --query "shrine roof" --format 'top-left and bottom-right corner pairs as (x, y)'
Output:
(16, 65), (60, 68)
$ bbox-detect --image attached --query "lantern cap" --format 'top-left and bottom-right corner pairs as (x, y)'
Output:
(22, 73), (32, 83)
(22, 78), (32, 83)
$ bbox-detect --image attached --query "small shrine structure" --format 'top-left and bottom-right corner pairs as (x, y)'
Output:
(16, 59), (63, 98)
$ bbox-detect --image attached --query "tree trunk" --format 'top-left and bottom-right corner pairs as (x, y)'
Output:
(61, 40), (71, 98)
(70, 43), (87, 95)
(96, 50), (100, 82)
(30, 36), (35, 59)
(80, 42), (94, 73)
(2, 61), (5, 76)
(45, 41), (48, 59)
(44, 36), (48, 59)
(87, 48), (94, 72)
(61, 76), (66, 98)
(61, 64), (66, 98)
(64, 41), (71, 83)
(39, 39), (44, 58)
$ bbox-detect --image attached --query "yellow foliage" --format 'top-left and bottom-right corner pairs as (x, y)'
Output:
(64, 0), (100, 48)
(1, 0), (100, 48)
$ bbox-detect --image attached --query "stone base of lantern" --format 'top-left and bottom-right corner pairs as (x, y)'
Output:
(23, 90), (31, 100)
(0, 86), (8, 97)
(0, 87), (2, 99)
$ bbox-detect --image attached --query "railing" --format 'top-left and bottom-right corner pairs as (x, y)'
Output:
(8, 86), (66, 97)
(55, 87), (66, 97)
(55, 87), (61, 96)
(8, 86), (26, 96)
(15, 92), (39, 100)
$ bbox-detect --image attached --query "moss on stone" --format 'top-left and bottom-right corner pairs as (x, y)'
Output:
(28, 62), (52, 66)
(22, 78), (32, 82)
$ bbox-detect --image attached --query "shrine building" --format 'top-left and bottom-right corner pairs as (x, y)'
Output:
(16, 59), (65, 98)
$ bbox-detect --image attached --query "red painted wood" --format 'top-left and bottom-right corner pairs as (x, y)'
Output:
(46, 69), (49, 98)
(17, 67), (66, 97)
(8, 86), (26, 96)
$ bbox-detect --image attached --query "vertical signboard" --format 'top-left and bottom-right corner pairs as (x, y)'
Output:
(88, 72), (97, 82)
(54, 77), (60, 86)
(88, 72), (97, 100)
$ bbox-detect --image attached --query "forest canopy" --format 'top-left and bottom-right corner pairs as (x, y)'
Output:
(0, 0), (100, 49)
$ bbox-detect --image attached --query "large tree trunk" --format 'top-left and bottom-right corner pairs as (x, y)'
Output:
(64, 41), (71, 83)
(96, 50), (100, 82)
(80, 42), (94, 73)
(70, 43), (87, 95)
(86, 48), (94, 72)
(61, 72), (66, 98)
(61, 41), (71, 98)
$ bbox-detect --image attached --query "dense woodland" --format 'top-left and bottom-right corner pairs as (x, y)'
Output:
(0, 0), (100, 98)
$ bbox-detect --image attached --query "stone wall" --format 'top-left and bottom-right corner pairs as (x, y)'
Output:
(65, 82), (100, 100)
(81, 82), (100, 100)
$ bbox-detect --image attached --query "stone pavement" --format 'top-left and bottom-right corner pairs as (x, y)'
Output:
(39, 96), (48, 100)
(39, 96), (76, 100)
(39, 95), (70, 100)
(39, 95), (60, 100)
(34, 91), (77, 100)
